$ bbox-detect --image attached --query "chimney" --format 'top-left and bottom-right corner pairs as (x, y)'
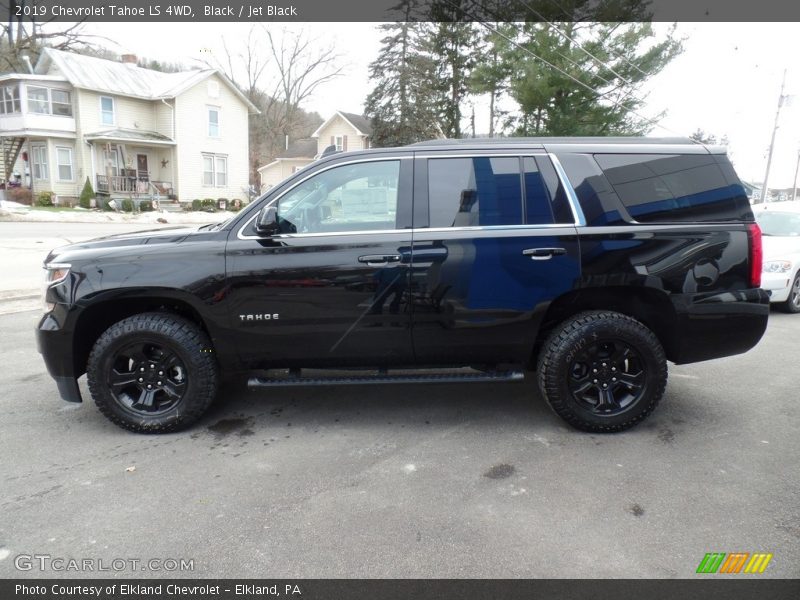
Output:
(121, 54), (138, 65)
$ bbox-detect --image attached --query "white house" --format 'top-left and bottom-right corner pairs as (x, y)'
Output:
(258, 110), (372, 189)
(0, 48), (258, 205)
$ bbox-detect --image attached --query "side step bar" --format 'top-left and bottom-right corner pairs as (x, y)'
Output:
(248, 369), (525, 388)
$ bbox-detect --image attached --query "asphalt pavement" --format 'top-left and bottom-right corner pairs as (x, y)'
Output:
(0, 305), (798, 578)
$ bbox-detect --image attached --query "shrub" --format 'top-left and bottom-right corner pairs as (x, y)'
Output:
(191, 199), (202, 211)
(120, 199), (134, 212)
(140, 200), (154, 212)
(6, 187), (32, 205)
(36, 191), (54, 207)
(79, 177), (94, 209)
(201, 198), (217, 212)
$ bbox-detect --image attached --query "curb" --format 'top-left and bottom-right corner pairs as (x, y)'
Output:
(0, 290), (39, 302)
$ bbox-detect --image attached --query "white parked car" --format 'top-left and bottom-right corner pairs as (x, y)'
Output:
(753, 201), (800, 313)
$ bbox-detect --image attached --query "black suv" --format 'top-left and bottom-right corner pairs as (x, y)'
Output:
(37, 138), (769, 433)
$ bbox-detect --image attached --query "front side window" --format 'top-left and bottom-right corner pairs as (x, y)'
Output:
(27, 86), (49, 114)
(276, 160), (400, 234)
(208, 107), (220, 137)
(56, 147), (73, 181)
(31, 145), (48, 180)
(100, 96), (115, 125)
(427, 157), (523, 228)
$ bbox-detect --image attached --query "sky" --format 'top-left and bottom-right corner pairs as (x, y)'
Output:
(77, 21), (800, 188)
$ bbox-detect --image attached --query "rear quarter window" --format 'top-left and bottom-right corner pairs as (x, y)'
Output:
(594, 153), (752, 223)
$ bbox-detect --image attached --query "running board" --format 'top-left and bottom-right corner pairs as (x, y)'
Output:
(248, 369), (525, 388)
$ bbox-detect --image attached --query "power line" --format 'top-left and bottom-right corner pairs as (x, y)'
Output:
(445, 7), (689, 137)
(543, 0), (650, 77)
(518, 0), (633, 86)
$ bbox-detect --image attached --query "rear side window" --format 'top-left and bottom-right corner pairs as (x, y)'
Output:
(594, 153), (750, 223)
(428, 157), (523, 227)
(556, 153), (626, 226)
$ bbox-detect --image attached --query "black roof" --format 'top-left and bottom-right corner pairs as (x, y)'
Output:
(276, 138), (317, 159)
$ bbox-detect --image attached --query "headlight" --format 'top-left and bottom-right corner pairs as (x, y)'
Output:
(41, 263), (71, 313)
(763, 260), (792, 274)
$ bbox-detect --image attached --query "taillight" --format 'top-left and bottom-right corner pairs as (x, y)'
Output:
(747, 223), (762, 288)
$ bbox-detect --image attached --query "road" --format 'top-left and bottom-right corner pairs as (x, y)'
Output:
(0, 222), (177, 312)
(0, 306), (798, 578)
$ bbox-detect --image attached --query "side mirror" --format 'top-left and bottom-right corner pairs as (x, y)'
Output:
(255, 205), (278, 235)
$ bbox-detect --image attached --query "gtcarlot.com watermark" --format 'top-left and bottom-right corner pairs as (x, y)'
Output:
(14, 553), (194, 572)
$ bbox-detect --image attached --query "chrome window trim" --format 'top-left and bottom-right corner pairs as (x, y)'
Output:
(415, 152), (547, 159)
(548, 152), (587, 227)
(237, 155), (411, 241)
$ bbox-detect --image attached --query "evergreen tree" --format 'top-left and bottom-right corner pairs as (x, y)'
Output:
(500, 20), (683, 135)
(365, 5), (442, 147)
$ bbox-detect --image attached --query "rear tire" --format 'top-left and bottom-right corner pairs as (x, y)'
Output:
(779, 272), (800, 313)
(537, 311), (667, 433)
(87, 312), (218, 433)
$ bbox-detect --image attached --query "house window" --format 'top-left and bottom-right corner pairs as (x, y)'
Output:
(26, 86), (72, 116)
(51, 90), (72, 116)
(100, 96), (115, 125)
(56, 147), (73, 181)
(334, 135), (344, 151)
(31, 145), (48, 180)
(0, 85), (20, 114)
(27, 86), (49, 114)
(103, 145), (121, 176)
(202, 153), (227, 187)
(208, 107), (220, 137)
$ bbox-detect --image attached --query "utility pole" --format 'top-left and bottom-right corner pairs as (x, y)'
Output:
(793, 148), (800, 202)
(759, 68), (787, 204)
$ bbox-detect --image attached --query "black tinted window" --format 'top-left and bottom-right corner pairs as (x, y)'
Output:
(522, 157), (554, 224)
(594, 153), (747, 223)
(557, 153), (626, 226)
(428, 157), (522, 227)
(529, 156), (574, 224)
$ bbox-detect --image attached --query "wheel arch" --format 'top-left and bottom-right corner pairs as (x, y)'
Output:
(71, 290), (218, 378)
(533, 286), (679, 364)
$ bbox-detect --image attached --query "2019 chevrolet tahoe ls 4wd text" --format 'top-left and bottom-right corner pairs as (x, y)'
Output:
(36, 138), (769, 434)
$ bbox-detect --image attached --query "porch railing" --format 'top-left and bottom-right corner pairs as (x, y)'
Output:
(96, 173), (150, 194)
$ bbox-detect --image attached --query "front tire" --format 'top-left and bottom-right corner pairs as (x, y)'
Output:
(537, 311), (667, 433)
(87, 312), (218, 433)
(779, 272), (800, 313)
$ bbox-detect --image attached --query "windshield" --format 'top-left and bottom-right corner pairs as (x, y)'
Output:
(755, 211), (800, 236)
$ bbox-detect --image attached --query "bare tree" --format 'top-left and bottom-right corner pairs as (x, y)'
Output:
(209, 26), (343, 184)
(1, 2), (111, 72)
(261, 27), (344, 139)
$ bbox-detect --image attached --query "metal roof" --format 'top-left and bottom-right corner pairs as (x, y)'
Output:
(84, 128), (176, 145)
(34, 48), (259, 113)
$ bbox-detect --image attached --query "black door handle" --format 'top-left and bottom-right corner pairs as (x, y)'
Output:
(522, 247), (567, 260)
(358, 254), (402, 265)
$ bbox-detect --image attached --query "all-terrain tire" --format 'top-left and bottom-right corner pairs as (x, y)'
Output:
(87, 312), (218, 433)
(537, 311), (667, 433)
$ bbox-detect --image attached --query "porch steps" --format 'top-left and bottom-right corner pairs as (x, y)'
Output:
(1, 137), (25, 181)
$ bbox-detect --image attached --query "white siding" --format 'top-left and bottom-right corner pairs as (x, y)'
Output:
(173, 74), (250, 202)
(259, 159), (313, 189)
(316, 115), (368, 153)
